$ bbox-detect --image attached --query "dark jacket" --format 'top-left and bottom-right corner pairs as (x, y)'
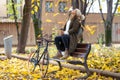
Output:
(63, 17), (81, 53)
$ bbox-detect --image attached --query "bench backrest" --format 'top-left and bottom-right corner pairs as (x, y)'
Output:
(70, 43), (91, 59)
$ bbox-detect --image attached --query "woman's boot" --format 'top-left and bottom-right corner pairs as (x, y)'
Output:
(60, 48), (69, 59)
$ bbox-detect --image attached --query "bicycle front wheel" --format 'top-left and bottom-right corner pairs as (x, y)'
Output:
(40, 52), (49, 78)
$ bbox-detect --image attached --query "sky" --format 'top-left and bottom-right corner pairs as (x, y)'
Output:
(88, 0), (118, 13)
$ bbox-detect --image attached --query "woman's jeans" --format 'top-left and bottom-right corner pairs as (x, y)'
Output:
(55, 35), (70, 51)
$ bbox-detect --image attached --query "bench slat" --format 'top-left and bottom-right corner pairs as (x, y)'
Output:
(77, 43), (90, 48)
(70, 43), (91, 58)
(70, 53), (85, 58)
(75, 48), (88, 53)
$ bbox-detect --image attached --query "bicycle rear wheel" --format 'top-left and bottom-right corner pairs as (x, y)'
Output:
(40, 52), (49, 78)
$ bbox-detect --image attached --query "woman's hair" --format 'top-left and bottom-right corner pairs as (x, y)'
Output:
(75, 9), (85, 21)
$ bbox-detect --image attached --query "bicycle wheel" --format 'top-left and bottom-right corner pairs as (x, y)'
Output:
(28, 49), (40, 72)
(40, 51), (49, 78)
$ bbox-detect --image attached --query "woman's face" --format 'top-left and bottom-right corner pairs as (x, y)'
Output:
(70, 10), (76, 17)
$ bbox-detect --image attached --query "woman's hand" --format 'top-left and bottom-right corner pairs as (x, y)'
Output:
(60, 30), (64, 35)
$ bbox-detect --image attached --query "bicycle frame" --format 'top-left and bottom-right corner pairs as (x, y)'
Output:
(37, 39), (49, 64)
(29, 38), (54, 74)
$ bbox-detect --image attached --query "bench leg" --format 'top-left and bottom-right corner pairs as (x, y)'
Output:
(84, 62), (91, 77)
(47, 61), (62, 75)
(77, 62), (91, 79)
(56, 61), (62, 70)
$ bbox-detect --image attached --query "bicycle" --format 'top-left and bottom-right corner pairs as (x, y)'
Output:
(28, 37), (54, 78)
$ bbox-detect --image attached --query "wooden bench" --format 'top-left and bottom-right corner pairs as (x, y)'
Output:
(52, 43), (91, 79)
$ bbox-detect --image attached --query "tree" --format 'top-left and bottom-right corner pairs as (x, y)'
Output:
(31, 0), (43, 42)
(11, 0), (19, 41)
(98, 0), (119, 46)
(17, 0), (31, 53)
(8, 0), (21, 41)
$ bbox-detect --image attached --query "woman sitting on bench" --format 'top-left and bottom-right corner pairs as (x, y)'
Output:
(53, 8), (85, 59)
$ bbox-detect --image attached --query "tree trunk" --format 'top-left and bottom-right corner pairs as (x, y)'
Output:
(32, 15), (41, 41)
(104, 22), (112, 46)
(17, 0), (31, 53)
(72, 0), (79, 9)
(105, 0), (113, 46)
(32, 0), (43, 42)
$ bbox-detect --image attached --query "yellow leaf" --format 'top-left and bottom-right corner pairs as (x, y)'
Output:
(32, 74), (40, 78)
(55, 0), (60, 7)
(37, 3), (40, 6)
(31, 0), (34, 4)
(41, 27), (43, 30)
(53, 13), (59, 16)
(31, 4), (34, 8)
(34, 6), (38, 12)
(91, 25), (97, 29)
(85, 25), (96, 35)
(64, 7), (69, 10)
(57, 21), (64, 24)
(50, 3), (53, 8)
(85, 25), (91, 31)
(46, 19), (52, 22)
(31, 10), (34, 14)
(37, 34), (41, 38)
(117, 6), (120, 12)
(90, 30), (95, 35)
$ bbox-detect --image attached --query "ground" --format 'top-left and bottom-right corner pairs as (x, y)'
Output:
(0, 44), (120, 80)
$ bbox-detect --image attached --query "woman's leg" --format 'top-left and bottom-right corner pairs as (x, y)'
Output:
(61, 35), (70, 49)
(61, 35), (70, 59)
(53, 36), (65, 58)
(55, 36), (65, 51)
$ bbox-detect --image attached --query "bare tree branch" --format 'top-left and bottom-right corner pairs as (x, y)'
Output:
(98, 0), (105, 22)
(83, 0), (87, 15)
(79, 0), (84, 11)
(86, 0), (95, 15)
(11, 0), (20, 41)
(113, 0), (119, 19)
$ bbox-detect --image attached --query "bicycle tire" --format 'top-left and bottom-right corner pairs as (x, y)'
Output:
(28, 50), (40, 72)
(40, 51), (49, 78)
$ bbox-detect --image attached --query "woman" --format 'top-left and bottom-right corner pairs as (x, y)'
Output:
(54, 8), (85, 59)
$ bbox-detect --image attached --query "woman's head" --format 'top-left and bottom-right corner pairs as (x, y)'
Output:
(71, 8), (85, 21)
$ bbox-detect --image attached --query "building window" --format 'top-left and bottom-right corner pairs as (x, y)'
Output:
(59, 2), (67, 13)
(45, 1), (54, 12)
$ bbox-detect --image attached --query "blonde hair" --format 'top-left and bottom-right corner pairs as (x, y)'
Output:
(75, 9), (85, 20)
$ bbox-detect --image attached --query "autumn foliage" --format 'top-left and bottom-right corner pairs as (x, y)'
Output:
(0, 44), (120, 79)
